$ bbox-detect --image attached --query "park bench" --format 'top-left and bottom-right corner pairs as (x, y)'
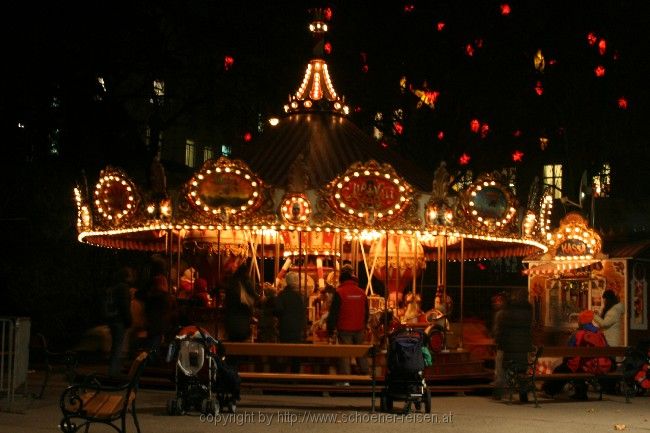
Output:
(222, 342), (377, 407)
(58, 351), (149, 433)
(504, 345), (633, 407)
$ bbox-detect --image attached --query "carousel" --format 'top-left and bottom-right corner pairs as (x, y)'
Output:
(73, 8), (550, 381)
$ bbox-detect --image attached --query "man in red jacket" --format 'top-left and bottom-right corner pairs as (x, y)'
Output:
(327, 264), (369, 375)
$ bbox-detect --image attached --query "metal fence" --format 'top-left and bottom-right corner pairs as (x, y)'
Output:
(0, 317), (31, 410)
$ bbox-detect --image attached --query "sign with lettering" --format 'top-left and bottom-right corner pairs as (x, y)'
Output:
(338, 177), (400, 211)
(556, 239), (590, 257)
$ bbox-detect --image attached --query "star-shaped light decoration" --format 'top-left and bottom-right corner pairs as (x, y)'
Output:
(224, 55), (234, 71)
(587, 32), (598, 46)
(539, 137), (549, 150)
(500, 4), (511, 15)
(617, 97), (628, 109)
(459, 153), (471, 165)
(512, 150), (524, 162)
(594, 65), (606, 77)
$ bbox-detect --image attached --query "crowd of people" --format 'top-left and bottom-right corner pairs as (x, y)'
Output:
(102, 253), (626, 397)
(102, 256), (376, 376)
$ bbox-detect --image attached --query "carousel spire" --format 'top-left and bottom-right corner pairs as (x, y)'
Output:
(283, 7), (349, 116)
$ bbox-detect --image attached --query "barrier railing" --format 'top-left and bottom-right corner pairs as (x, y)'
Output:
(0, 317), (30, 411)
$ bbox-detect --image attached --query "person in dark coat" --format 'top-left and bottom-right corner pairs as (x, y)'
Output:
(274, 272), (306, 373)
(224, 262), (257, 342)
(274, 272), (306, 343)
(492, 288), (533, 401)
(104, 266), (135, 377)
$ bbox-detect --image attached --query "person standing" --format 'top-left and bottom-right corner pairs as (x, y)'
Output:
(274, 272), (306, 343)
(594, 289), (624, 347)
(274, 272), (306, 373)
(327, 264), (369, 375)
(492, 288), (533, 401)
(224, 261), (257, 342)
(594, 289), (624, 393)
(142, 255), (178, 358)
(103, 266), (135, 377)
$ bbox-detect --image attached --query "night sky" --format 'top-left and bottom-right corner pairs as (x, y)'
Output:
(4, 0), (650, 188)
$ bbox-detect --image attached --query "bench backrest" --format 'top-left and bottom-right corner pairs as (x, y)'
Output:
(126, 351), (149, 392)
(222, 342), (373, 358)
(541, 346), (628, 358)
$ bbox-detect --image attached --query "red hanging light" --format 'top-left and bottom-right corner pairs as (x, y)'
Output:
(534, 80), (544, 96)
(617, 97), (628, 109)
(513, 130), (522, 138)
(324, 42), (332, 54)
(470, 118), (480, 133)
(437, 131), (445, 140)
(437, 21), (446, 32)
(480, 123), (490, 138)
(594, 65), (606, 77)
(404, 4), (415, 12)
(512, 150), (524, 162)
(587, 32), (597, 46)
(324, 7), (333, 21)
(500, 4), (511, 15)
(224, 56), (234, 71)
(459, 153), (471, 165)
(393, 122), (404, 135)
(465, 43), (475, 57)
(243, 132), (252, 142)
(598, 39), (607, 56)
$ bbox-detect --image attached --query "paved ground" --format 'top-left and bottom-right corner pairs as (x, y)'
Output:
(2, 371), (650, 433)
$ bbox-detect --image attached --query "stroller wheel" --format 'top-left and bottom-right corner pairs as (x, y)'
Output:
(424, 389), (432, 413)
(380, 392), (393, 412)
(176, 397), (185, 415)
(201, 398), (219, 415)
(166, 399), (176, 416)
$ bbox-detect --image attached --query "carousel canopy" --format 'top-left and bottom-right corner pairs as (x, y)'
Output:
(73, 7), (548, 263)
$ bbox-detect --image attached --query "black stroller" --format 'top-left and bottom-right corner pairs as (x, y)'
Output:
(623, 340), (650, 396)
(381, 327), (431, 414)
(166, 326), (240, 415)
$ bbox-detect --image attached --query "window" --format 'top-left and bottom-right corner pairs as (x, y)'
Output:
(221, 144), (231, 156)
(203, 147), (213, 162)
(592, 163), (611, 197)
(543, 164), (562, 198)
(185, 140), (195, 167)
(151, 79), (165, 105)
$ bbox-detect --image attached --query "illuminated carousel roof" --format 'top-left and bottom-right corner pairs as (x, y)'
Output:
(241, 113), (432, 191)
(73, 8), (549, 260)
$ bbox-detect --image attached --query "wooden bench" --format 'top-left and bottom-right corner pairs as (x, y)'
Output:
(504, 346), (633, 407)
(58, 351), (149, 433)
(222, 342), (377, 408)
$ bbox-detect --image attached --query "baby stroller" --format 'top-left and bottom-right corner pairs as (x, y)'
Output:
(623, 340), (650, 396)
(381, 327), (431, 414)
(166, 326), (240, 415)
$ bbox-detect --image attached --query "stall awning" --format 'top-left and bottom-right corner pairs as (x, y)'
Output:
(523, 259), (603, 276)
